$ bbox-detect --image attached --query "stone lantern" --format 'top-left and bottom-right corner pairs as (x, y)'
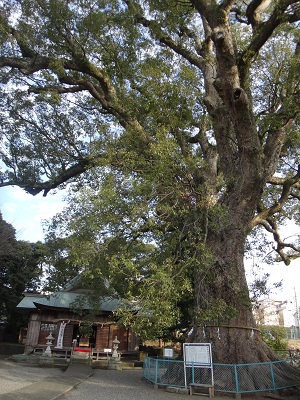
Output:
(108, 336), (122, 370)
(44, 332), (54, 357)
(112, 336), (120, 358)
(40, 332), (55, 365)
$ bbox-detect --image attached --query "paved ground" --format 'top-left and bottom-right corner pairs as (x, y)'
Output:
(0, 359), (66, 396)
(63, 368), (199, 400)
(0, 358), (299, 400)
(59, 369), (300, 400)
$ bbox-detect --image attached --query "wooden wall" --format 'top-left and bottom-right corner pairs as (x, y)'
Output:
(96, 325), (110, 349)
(95, 324), (139, 352)
(24, 310), (139, 353)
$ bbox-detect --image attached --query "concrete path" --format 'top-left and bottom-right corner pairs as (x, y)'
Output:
(0, 360), (92, 400)
(61, 368), (215, 400)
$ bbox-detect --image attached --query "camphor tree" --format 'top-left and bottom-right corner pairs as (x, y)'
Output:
(0, 0), (300, 366)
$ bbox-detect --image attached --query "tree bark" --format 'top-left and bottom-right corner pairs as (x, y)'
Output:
(192, 231), (276, 364)
(189, 140), (278, 364)
(181, 2), (294, 365)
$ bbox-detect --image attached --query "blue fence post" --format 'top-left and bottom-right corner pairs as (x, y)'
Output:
(234, 364), (239, 395)
(144, 357), (148, 381)
(155, 358), (159, 385)
(146, 357), (150, 381)
(270, 361), (276, 391)
(192, 362), (195, 384)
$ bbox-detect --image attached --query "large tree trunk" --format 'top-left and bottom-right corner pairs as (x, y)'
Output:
(191, 197), (276, 364)
(185, 5), (283, 365)
(187, 226), (300, 392)
(192, 230), (275, 364)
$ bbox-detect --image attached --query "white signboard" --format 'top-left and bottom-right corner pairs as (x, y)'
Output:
(183, 343), (212, 366)
(163, 347), (174, 358)
(183, 343), (214, 388)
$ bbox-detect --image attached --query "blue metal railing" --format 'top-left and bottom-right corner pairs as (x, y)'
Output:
(143, 356), (299, 395)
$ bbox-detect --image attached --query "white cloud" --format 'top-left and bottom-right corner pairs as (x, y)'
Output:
(1, 186), (65, 242)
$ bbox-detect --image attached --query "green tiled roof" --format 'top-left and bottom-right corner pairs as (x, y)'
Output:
(16, 293), (45, 309)
(17, 291), (120, 312)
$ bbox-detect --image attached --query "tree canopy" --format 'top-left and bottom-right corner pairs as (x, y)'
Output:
(0, 0), (300, 363)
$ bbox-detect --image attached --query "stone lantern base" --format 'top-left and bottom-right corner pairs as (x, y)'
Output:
(108, 357), (122, 370)
(39, 356), (55, 366)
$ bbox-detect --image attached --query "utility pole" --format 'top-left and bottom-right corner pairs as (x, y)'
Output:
(294, 287), (300, 339)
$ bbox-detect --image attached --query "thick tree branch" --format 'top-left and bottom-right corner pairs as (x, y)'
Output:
(190, 0), (210, 16)
(138, 21), (204, 70)
(246, 0), (272, 27)
(9, 27), (37, 58)
(221, 0), (237, 13)
(267, 175), (300, 190)
(28, 85), (87, 95)
(258, 217), (300, 264)
(0, 159), (92, 197)
(250, 164), (300, 230)
(263, 120), (294, 179)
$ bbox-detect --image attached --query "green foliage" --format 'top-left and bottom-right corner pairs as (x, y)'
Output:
(39, 235), (83, 292)
(0, 213), (45, 340)
(260, 325), (288, 351)
(78, 323), (94, 337)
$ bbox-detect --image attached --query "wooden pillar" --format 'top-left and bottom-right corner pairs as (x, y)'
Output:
(25, 312), (41, 353)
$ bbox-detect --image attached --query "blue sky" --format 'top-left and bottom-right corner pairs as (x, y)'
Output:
(1, 184), (299, 304)
(0, 186), (65, 242)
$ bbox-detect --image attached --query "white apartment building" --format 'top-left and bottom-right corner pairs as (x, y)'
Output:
(253, 298), (299, 338)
